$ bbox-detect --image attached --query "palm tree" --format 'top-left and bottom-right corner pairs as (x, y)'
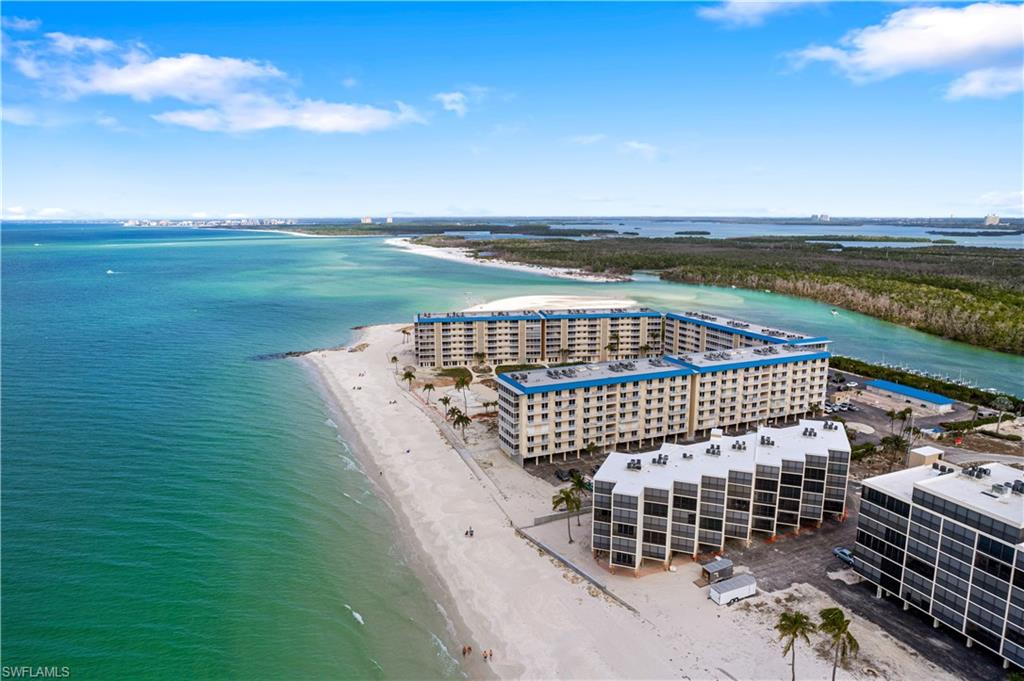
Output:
(452, 412), (472, 438)
(401, 328), (410, 344)
(558, 347), (571, 363)
(551, 488), (581, 543)
(401, 369), (416, 390)
(819, 608), (859, 681)
(390, 355), (399, 373)
(439, 395), (451, 414)
(454, 375), (471, 411)
(604, 332), (620, 358)
(639, 343), (652, 357)
(569, 472), (590, 526)
(776, 611), (817, 681)
(422, 383), (435, 403)
(446, 406), (462, 422)
(968, 403), (979, 429)
(992, 395), (1013, 433)
(473, 350), (486, 366)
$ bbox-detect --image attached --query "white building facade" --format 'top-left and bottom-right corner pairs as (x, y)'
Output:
(496, 345), (831, 465)
(854, 463), (1024, 669)
(591, 420), (851, 573)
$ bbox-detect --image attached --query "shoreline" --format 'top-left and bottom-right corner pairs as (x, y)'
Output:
(385, 237), (633, 282)
(298, 324), (676, 680)
(297, 323), (960, 681)
(298, 354), (494, 680)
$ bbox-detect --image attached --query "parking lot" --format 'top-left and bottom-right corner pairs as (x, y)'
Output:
(724, 482), (1010, 680)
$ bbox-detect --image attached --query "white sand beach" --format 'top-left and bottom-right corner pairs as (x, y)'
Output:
(464, 294), (639, 312)
(303, 323), (958, 681)
(386, 237), (632, 282)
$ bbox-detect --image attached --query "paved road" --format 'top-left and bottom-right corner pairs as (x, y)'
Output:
(725, 483), (1009, 680)
(940, 446), (1023, 466)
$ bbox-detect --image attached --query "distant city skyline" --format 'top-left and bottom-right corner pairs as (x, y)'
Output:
(2, 2), (1022, 219)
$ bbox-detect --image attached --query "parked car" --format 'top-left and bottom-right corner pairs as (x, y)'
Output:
(567, 468), (580, 479)
(833, 547), (855, 567)
(838, 403), (850, 411)
(846, 381), (859, 388)
(554, 469), (571, 482)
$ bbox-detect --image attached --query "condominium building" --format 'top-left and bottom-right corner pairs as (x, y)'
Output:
(591, 420), (851, 573)
(496, 344), (830, 465)
(414, 307), (663, 367)
(663, 311), (828, 355)
(853, 463), (1024, 669)
(414, 310), (545, 367)
(540, 308), (664, 363)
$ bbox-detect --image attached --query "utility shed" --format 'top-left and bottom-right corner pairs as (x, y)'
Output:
(701, 557), (734, 584)
(906, 445), (943, 468)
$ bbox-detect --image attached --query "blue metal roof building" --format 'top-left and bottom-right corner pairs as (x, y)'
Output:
(864, 380), (955, 411)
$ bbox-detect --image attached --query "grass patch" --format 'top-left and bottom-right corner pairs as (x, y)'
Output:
(495, 363), (544, 374)
(436, 367), (473, 383)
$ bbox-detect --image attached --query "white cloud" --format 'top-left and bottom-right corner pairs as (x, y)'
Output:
(434, 91), (468, 117)
(154, 96), (422, 133)
(342, 77), (359, 88)
(977, 190), (1024, 213)
(698, 1), (810, 28)
(619, 140), (661, 160)
(8, 34), (426, 134)
(2, 16), (41, 31)
(45, 32), (116, 53)
(946, 66), (1023, 100)
(792, 3), (1023, 99)
(69, 53), (284, 102)
(37, 207), (68, 217)
(567, 133), (606, 145)
(2, 105), (41, 126)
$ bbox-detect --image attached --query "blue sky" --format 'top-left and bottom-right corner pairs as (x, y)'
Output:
(2, 1), (1022, 219)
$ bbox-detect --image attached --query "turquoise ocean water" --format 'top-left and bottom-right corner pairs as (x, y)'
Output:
(2, 223), (1021, 678)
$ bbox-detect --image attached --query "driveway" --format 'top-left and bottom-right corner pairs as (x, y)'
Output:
(721, 483), (1010, 679)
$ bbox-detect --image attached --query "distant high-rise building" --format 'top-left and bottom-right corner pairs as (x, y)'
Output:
(812, 214), (830, 223)
(360, 216), (373, 224)
(985, 214), (1001, 226)
(386, 217), (394, 224)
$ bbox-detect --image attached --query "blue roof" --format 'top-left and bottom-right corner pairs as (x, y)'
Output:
(785, 336), (831, 346)
(865, 380), (955, 405)
(667, 351), (831, 373)
(416, 312), (542, 323)
(664, 312), (787, 344)
(496, 366), (694, 395)
(539, 310), (663, 320)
